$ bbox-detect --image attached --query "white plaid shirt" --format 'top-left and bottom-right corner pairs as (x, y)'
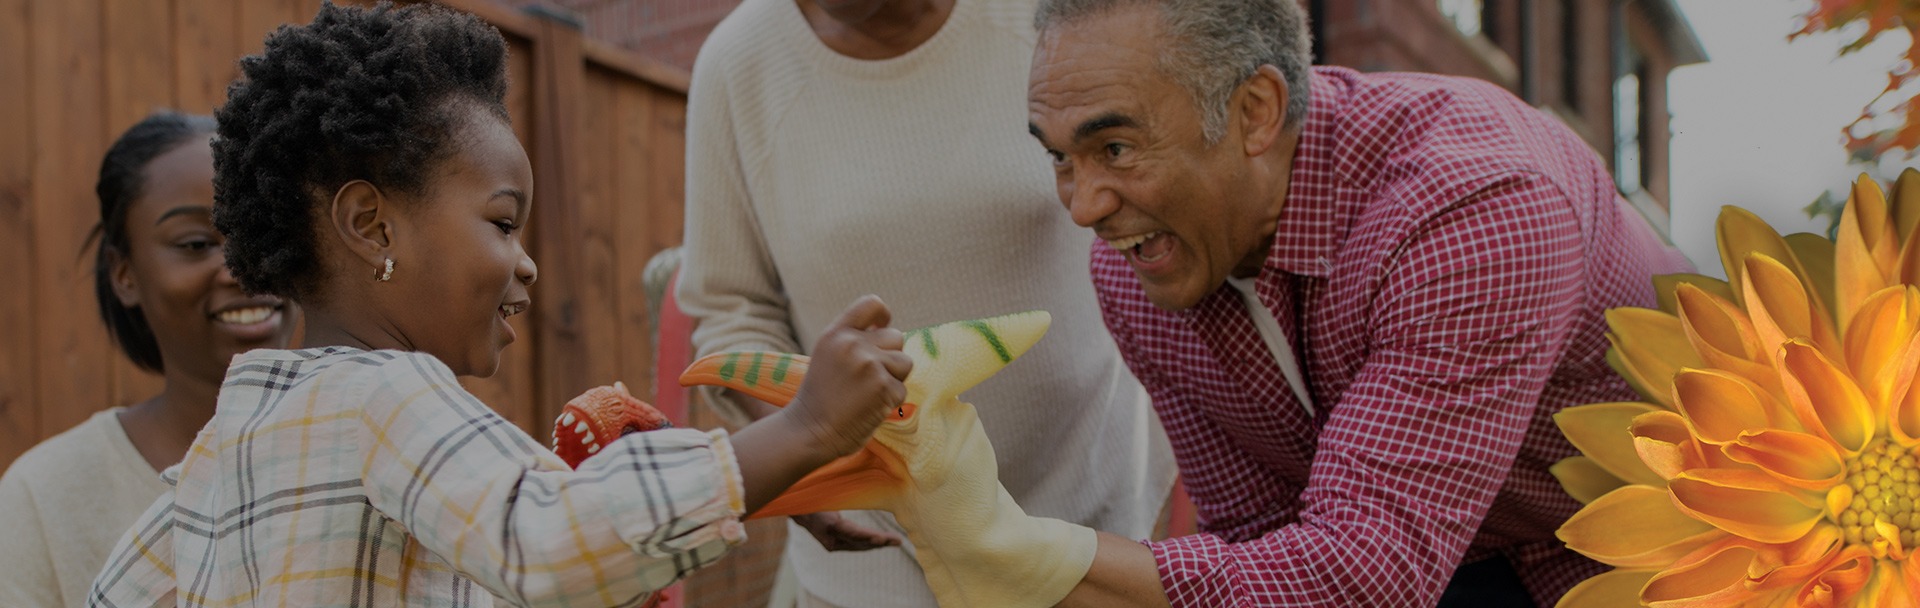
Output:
(88, 347), (747, 607)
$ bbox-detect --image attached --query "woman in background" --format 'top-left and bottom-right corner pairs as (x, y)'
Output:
(0, 111), (298, 606)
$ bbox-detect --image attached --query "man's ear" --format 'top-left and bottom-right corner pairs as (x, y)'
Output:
(108, 246), (140, 308)
(1238, 64), (1289, 157)
(327, 180), (396, 278)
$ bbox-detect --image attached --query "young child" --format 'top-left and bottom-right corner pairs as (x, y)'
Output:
(86, 3), (911, 606)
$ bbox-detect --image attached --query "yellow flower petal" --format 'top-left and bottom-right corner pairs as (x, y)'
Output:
(1554, 568), (1655, 608)
(1718, 205), (1806, 312)
(1655, 273), (1736, 317)
(1786, 547), (1874, 608)
(1677, 285), (1781, 398)
(1780, 340), (1877, 455)
(1549, 456), (1628, 505)
(1746, 525), (1848, 593)
(1838, 175), (1899, 334)
(1633, 410), (1707, 480)
(1607, 308), (1704, 409)
(1558, 484), (1725, 568)
(1644, 541), (1764, 607)
(1722, 429), (1846, 491)
(1787, 232), (1840, 318)
(1743, 252), (1842, 363)
(1843, 286), (1920, 413)
(1669, 469), (1824, 544)
(1556, 402), (1667, 486)
(1672, 369), (1783, 445)
(1893, 167), (1920, 243)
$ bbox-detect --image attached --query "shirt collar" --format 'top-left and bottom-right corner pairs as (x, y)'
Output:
(1262, 68), (1347, 280)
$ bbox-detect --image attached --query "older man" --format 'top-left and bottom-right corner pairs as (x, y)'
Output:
(1013, 0), (1696, 606)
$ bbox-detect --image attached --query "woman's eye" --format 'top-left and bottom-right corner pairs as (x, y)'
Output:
(176, 238), (217, 252)
(494, 220), (518, 235)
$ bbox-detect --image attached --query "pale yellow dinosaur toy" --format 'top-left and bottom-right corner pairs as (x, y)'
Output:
(679, 311), (1097, 608)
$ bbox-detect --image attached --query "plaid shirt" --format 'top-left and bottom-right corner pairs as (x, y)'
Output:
(88, 348), (747, 608)
(1096, 67), (1696, 607)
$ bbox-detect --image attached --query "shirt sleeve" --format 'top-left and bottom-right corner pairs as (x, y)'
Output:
(85, 492), (179, 608)
(0, 464), (70, 607)
(356, 354), (748, 608)
(1143, 174), (1587, 606)
(674, 38), (803, 424)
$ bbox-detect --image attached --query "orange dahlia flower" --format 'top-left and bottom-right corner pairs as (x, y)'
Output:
(1556, 170), (1920, 606)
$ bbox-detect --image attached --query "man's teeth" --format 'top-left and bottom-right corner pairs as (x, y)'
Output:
(216, 306), (275, 325)
(1106, 232), (1161, 252)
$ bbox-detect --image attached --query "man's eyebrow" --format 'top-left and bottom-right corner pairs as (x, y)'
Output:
(1073, 113), (1137, 143)
(155, 205), (211, 225)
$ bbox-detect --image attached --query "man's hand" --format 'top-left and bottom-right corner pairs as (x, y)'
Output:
(793, 512), (902, 551)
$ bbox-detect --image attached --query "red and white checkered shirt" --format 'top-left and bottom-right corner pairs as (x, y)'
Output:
(1095, 66), (1696, 607)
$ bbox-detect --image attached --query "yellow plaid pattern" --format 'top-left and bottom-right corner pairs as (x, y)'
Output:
(88, 348), (747, 607)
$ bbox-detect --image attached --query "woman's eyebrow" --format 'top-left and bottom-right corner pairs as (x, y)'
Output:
(155, 205), (212, 225)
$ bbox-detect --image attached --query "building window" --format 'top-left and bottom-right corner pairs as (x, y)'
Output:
(1614, 45), (1647, 194)
(1438, 0), (1483, 37)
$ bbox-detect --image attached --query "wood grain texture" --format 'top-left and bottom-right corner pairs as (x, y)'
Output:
(31, 0), (113, 438)
(0, 0), (37, 466)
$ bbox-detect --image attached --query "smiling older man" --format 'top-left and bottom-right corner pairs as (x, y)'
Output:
(1007, 0), (1697, 606)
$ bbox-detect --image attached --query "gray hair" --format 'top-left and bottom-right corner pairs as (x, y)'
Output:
(1035, 0), (1313, 144)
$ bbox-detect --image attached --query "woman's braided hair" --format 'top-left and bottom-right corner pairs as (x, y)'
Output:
(213, 0), (509, 298)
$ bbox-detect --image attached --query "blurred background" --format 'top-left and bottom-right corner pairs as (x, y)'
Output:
(1, 0), (1914, 606)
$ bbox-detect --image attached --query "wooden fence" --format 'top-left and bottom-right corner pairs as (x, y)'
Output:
(0, 1), (783, 605)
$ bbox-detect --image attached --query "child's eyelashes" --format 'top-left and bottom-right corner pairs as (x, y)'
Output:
(492, 220), (520, 235)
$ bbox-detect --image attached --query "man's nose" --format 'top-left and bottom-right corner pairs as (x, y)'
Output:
(1065, 171), (1119, 228)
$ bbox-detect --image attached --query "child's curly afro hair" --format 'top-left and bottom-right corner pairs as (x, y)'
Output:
(213, 0), (510, 298)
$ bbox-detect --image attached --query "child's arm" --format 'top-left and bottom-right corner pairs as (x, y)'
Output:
(358, 296), (907, 607)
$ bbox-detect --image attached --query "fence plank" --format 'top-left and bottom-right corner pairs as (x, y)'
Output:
(613, 79), (658, 399)
(31, 0), (113, 439)
(526, 15), (589, 443)
(573, 67), (624, 392)
(173, 0), (240, 114)
(0, 0), (37, 468)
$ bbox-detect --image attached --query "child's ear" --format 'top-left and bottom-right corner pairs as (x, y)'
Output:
(327, 180), (397, 277)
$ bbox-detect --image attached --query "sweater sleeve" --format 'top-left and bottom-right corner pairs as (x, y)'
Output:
(675, 28), (805, 423)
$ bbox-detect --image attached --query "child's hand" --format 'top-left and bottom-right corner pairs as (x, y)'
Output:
(785, 295), (913, 458)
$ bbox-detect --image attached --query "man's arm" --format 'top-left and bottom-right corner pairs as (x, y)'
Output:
(1057, 533), (1169, 607)
(1066, 174), (1585, 606)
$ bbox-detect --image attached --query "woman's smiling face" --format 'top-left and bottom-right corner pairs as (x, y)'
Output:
(383, 107), (537, 377)
(112, 136), (296, 380)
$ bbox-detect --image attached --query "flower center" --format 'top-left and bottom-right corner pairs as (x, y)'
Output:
(1838, 439), (1920, 551)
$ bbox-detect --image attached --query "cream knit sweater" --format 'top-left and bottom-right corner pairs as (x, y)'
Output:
(0, 409), (172, 607)
(676, 0), (1175, 604)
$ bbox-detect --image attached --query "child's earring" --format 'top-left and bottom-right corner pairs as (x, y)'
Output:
(378, 257), (395, 282)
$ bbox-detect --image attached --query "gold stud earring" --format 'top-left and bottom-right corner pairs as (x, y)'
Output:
(378, 258), (394, 282)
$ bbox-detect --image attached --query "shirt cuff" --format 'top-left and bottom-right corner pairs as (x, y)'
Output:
(1148, 533), (1245, 608)
(706, 428), (750, 546)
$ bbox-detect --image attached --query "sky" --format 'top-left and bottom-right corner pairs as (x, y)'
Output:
(1669, 0), (1920, 276)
